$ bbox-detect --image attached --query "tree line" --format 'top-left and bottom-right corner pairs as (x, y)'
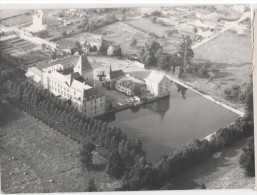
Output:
(3, 80), (145, 169)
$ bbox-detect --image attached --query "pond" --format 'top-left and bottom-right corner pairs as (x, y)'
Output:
(100, 82), (239, 162)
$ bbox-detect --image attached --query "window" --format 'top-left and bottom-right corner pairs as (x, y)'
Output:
(74, 91), (76, 95)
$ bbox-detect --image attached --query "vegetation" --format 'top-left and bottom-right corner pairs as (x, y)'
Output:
(99, 39), (111, 55)
(224, 84), (242, 101)
(80, 141), (96, 170)
(239, 137), (255, 177)
(106, 151), (126, 179)
(3, 80), (145, 171)
(37, 30), (49, 39)
(87, 178), (98, 192)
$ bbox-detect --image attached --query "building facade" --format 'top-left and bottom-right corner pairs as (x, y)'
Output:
(145, 71), (171, 96)
(26, 55), (106, 117)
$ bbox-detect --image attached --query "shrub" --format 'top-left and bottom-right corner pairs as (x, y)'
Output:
(106, 151), (126, 179)
(239, 137), (255, 177)
(224, 84), (242, 101)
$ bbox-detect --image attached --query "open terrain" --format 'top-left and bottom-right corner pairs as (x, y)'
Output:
(0, 103), (120, 193)
(183, 28), (252, 111)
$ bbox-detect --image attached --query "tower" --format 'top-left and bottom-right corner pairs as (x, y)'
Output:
(31, 10), (46, 32)
(73, 54), (93, 81)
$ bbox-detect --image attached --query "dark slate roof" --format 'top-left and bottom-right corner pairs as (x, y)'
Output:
(110, 70), (125, 80)
(74, 75), (86, 83)
(77, 54), (93, 72)
(57, 67), (74, 75)
(128, 71), (150, 79)
(84, 88), (103, 100)
(37, 56), (79, 70)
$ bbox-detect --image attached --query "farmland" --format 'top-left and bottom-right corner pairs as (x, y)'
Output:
(183, 28), (252, 111)
(0, 35), (51, 67)
(0, 103), (120, 193)
(0, 12), (32, 27)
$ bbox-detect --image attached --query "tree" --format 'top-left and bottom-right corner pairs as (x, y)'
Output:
(130, 38), (137, 47)
(87, 178), (97, 192)
(224, 84), (242, 102)
(51, 52), (57, 60)
(239, 137), (255, 177)
(99, 39), (110, 55)
(85, 20), (96, 32)
(107, 45), (122, 57)
(149, 16), (157, 23)
(38, 30), (49, 38)
(178, 35), (194, 67)
(106, 151), (126, 179)
(80, 141), (96, 170)
(193, 26), (198, 33)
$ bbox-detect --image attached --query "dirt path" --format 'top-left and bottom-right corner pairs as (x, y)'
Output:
(0, 103), (120, 193)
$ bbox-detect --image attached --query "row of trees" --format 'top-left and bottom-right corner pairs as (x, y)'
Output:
(3, 80), (145, 170)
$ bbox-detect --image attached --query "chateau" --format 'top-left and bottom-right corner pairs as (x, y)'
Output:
(25, 55), (106, 117)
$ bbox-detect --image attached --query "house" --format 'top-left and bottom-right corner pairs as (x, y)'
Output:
(25, 55), (106, 117)
(144, 71), (171, 96)
(25, 67), (42, 86)
(105, 65), (125, 89)
(73, 54), (93, 82)
(115, 77), (146, 97)
(82, 88), (106, 117)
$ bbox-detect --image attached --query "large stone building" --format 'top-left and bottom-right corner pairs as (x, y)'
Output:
(144, 71), (171, 96)
(128, 70), (171, 97)
(26, 55), (106, 117)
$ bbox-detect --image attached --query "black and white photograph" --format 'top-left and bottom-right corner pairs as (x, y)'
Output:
(0, 2), (256, 193)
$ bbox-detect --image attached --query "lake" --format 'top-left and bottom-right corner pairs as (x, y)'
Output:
(100, 82), (239, 162)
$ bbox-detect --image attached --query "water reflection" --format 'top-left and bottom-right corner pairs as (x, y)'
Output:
(175, 83), (188, 99)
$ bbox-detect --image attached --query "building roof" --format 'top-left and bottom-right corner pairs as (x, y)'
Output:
(145, 71), (167, 84)
(128, 70), (150, 80)
(70, 79), (91, 92)
(74, 54), (93, 73)
(110, 69), (125, 80)
(25, 67), (42, 83)
(116, 77), (135, 89)
(84, 88), (103, 100)
(57, 66), (74, 75)
(27, 67), (42, 76)
(37, 56), (79, 70)
(48, 71), (68, 83)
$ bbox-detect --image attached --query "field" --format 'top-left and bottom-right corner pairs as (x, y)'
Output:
(0, 35), (51, 66)
(0, 13), (32, 27)
(183, 29), (252, 111)
(0, 103), (120, 193)
(173, 138), (255, 189)
(0, 10), (30, 20)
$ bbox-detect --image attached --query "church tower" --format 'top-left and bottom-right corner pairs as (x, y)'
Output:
(73, 54), (93, 82)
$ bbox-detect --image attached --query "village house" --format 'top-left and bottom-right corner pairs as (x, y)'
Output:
(26, 55), (106, 117)
(144, 71), (171, 96)
(115, 77), (146, 97)
(105, 65), (125, 89)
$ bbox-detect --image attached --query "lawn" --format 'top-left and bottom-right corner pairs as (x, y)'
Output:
(194, 30), (252, 66)
(0, 103), (120, 193)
